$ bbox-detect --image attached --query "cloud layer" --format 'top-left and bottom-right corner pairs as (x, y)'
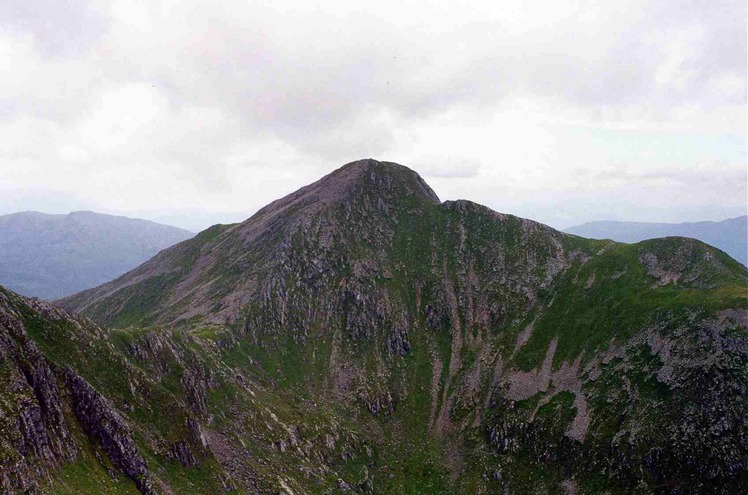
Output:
(1, 0), (745, 230)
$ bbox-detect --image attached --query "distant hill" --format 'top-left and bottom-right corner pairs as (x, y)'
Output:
(0, 211), (194, 299)
(565, 216), (747, 265)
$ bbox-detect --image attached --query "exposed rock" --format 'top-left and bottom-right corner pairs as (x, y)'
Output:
(5, 160), (746, 494)
(505, 338), (557, 401)
(168, 441), (200, 468)
(65, 370), (156, 495)
(386, 325), (411, 356)
(0, 292), (77, 493)
(513, 322), (533, 353)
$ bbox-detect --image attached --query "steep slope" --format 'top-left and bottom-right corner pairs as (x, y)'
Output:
(2, 284), (382, 494)
(565, 216), (748, 266)
(60, 160), (441, 328)
(45, 159), (748, 494)
(0, 286), (210, 494)
(0, 211), (194, 299)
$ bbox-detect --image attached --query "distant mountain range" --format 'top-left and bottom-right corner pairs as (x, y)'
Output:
(0, 211), (194, 299)
(565, 216), (747, 266)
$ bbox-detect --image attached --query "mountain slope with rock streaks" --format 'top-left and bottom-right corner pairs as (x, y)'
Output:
(3, 159), (746, 494)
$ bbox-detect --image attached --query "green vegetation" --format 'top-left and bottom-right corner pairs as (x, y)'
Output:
(4, 161), (747, 494)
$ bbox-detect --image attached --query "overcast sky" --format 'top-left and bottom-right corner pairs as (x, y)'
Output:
(1, 0), (745, 231)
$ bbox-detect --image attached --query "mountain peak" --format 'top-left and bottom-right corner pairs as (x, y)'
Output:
(257, 159), (440, 216)
(18, 158), (748, 494)
(238, 159), (440, 237)
(340, 158), (441, 203)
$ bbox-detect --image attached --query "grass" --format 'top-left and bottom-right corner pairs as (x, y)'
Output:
(4, 163), (747, 494)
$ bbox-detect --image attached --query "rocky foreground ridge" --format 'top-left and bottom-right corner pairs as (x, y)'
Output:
(1, 159), (746, 494)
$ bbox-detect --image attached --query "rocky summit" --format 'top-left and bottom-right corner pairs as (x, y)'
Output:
(1, 159), (746, 494)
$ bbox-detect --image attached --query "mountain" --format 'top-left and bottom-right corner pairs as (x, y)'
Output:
(3, 159), (747, 494)
(0, 211), (194, 299)
(565, 216), (747, 266)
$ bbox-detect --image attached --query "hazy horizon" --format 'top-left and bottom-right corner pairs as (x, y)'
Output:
(1, 182), (747, 233)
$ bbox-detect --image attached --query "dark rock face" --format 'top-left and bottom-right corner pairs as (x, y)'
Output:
(168, 441), (201, 468)
(386, 326), (411, 356)
(65, 370), (156, 495)
(0, 293), (77, 492)
(424, 303), (451, 332)
(166, 415), (208, 469)
(341, 285), (386, 341)
(0, 288), (165, 495)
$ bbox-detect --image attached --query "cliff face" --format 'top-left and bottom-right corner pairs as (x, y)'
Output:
(0, 292), (77, 493)
(8, 159), (748, 494)
(0, 288), (200, 494)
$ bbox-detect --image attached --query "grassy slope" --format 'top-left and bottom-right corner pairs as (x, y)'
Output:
(14, 162), (748, 494)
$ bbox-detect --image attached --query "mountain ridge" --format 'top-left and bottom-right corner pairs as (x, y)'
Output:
(59, 159), (444, 327)
(565, 216), (747, 266)
(4, 159), (747, 494)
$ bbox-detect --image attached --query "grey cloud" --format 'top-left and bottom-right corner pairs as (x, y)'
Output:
(0, 0), (107, 57)
(415, 159), (482, 179)
(597, 165), (748, 191)
(4, 0), (745, 156)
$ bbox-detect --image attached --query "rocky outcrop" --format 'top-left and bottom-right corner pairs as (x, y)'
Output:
(0, 291), (77, 492)
(65, 370), (156, 495)
(0, 289), (159, 495)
